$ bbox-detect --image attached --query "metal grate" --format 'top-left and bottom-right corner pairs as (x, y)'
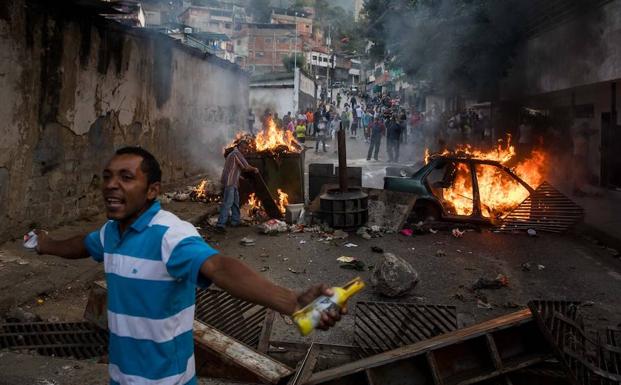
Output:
(195, 288), (268, 348)
(354, 301), (458, 357)
(0, 322), (107, 359)
(497, 182), (584, 233)
(529, 301), (621, 385)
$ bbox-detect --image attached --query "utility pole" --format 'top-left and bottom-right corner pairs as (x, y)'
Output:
(294, 12), (298, 70)
(326, 26), (331, 102)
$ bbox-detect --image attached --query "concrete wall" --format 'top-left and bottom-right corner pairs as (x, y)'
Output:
(0, 0), (248, 242)
(250, 87), (294, 119)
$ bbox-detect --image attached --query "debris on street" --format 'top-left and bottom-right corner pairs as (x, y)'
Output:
(371, 252), (419, 297)
(471, 274), (509, 290)
(336, 256), (365, 271)
(239, 237), (256, 246)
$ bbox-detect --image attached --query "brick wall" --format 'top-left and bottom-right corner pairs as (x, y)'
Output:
(0, 0), (249, 242)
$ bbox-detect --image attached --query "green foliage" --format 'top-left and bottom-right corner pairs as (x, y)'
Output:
(282, 53), (307, 72)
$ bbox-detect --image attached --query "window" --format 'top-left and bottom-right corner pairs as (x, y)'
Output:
(225, 23), (231, 29)
(322, 57), (328, 62)
(265, 38), (272, 43)
(312, 55), (317, 61)
(426, 161), (474, 216)
(278, 37), (288, 43)
(256, 52), (264, 57)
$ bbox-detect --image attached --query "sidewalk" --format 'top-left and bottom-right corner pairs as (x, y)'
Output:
(570, 187), (621, 252)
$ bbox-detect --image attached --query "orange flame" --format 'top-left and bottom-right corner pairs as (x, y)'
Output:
(247, 193), (261, 210)
(276, 189), (289, 215)
(192, 180), (208, 199)
(255, 117), (300, 153)
(426, 136), (547, 219)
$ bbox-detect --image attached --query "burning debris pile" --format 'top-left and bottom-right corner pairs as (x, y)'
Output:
(425, 136), (547, 219)
(228, 117), (302, 157)
(160, 179), (221, 204)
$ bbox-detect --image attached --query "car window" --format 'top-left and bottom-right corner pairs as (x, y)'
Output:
(475, 164), (529, 219)
(426, 161), (474, 216)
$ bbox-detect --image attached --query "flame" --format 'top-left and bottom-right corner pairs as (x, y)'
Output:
(247, 193), (261, 210)
(255, 117), (300, 153)
(426, 136), (547, 219)
(276, 189), (289, 215)
(193, 180), (208, 199)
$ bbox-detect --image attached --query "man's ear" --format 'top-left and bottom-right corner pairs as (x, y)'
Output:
(147, 182), (161, 201)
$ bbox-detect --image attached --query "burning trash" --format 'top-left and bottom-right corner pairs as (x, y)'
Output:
(190, 179), (221, 203)
(227, 117), (302, 157)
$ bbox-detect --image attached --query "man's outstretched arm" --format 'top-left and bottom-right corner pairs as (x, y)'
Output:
(200, 255), (343, 329)
(35, 231), (90, 259)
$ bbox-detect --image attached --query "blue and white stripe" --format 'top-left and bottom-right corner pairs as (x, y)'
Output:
(84, 201), (217, 385)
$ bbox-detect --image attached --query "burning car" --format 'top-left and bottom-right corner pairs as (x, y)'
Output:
(384, 155), (536, 224)
(384, 139), (584, 232)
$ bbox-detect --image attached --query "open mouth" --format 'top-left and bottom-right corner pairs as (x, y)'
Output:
(104, 197), (125, 211)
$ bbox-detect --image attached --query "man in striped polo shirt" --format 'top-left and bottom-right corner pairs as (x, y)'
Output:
(35, 147), (343, 385)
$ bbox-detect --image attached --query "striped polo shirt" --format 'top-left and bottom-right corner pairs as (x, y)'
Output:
(220, 148), (251, 188)
(84, 201), (218, 385)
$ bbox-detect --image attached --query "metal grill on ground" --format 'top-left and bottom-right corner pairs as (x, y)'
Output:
(0, 322), (107, 359)
(195, 288), (269, 349)
(496, 182), (584, 233)
(354, 301), (458, 357)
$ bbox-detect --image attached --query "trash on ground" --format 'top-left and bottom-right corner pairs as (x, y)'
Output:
(258, 219), (288, 234)
(429, 228), (438, 234)
(477, 299), (493, 309)
(471, 274), (509, 290)
(344, 243), (358, 248)
(337, 256), (366, 271)
(537, 264), (545, 270)
(260, 266), (269, 272)
(332, 229), (348, 239)
(239, 237), (256, 246)
(436, 249), (446, 257)
(400, 229), (413, 236)
(451, 228), (465, 238)
(288, 267), (306, 274)
(527, 229), (537, 237)
(371, 246), (384, 253)
(371, 252), (419, 297)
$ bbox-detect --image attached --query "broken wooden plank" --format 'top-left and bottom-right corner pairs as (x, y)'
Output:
(193, 320), (293, 384)
(306, 308), (555, 385)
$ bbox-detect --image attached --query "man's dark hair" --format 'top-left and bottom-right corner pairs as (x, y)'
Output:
(115, 146), (162, 184)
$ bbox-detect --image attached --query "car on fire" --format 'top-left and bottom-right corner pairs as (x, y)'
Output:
(384, 155), (536, 224)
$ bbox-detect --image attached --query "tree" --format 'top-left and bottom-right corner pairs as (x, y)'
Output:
(282, 53), (307, 72)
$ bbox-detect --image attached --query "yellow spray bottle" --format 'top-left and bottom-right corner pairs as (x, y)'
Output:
(292, 277), (365, 336)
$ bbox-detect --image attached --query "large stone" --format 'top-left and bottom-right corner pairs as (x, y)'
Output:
(371, 252), (419, 297)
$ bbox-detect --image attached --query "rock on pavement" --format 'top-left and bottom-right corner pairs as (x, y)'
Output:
(371, 252), (419, 297)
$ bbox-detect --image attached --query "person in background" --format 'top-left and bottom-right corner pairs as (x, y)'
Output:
(386, 114), (403, 163)
(282, 111), (292, 129)
(361, 108), (372, 143)
(295, 119), (306, 143)
(341, 106), (351, 137)
(367, 116), (386, 161)
(315, 117), (328, 153)
(336, 93), (342, 108)
(330, 112), (341, 152)
(33, 146), (344, 385)
(273, 112), (282, 129)
(287, 117), (295, 133)
(217, 139), (259, 233)
(306, 108), (314, 136)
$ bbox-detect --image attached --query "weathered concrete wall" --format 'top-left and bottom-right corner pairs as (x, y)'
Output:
(0, 1), (248, 242)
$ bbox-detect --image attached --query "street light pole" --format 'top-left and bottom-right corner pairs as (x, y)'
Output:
(294, 12), (298, 70)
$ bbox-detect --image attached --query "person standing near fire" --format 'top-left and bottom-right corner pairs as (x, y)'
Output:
(32, 146), (345, 385)
(216, 139), (259, 233)
(295, 119), (306, 143)
(367, 115), (386, 161)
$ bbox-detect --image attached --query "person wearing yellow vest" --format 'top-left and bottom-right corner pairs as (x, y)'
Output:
(295, 120), (306, 143)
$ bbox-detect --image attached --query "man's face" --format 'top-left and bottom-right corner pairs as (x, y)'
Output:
(102, 154), (160, 223)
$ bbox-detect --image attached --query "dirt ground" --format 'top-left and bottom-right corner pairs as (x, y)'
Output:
(1, 139), (621, 384)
